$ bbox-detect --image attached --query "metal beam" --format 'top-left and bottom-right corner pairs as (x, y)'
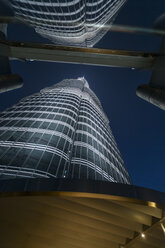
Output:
(0, 40), (156, 69)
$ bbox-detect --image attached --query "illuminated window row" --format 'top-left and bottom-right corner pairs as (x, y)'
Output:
(0, 166), (52, 178)
(75, 129), (127, 175)
(77, 121), (118, 152)
(0, 117), (75, 131)
(78, 112), (110, 137)
(71, 158), (116, 182)
(73, 141), (128, 182)
(11, 105), (77, 116)
(13, 0), (83, 7)
(16, 102), (79, 112)
(0, 142), (69, 175)
(29, 93), (80, 103)
(13, 4), (85, 17)
(0, 127), (72, 143)
(80, 105), (110, 131)
(1, 111), (76, 123)
(23, 98), (80, 107)
(81, 100), (108, 122)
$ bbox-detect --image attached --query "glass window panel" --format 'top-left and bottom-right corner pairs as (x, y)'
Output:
(50, 123), (59, 130)
(31, 121), (41, 128)
(0, 131), (13, 141)
(56, 158), (66, 177)
(28, 133), (43, 143)
(49, 135), (60, 147)
(48, 154), (60, 175)
(40, 122), (50, 129)
(96, 173), (103, 181)
(26, 149), (44, 169)
(11, 148), (30, 167)
(0, 147), (8, 158)
(87, 167), (95, 180)
(37, 151), (53, 172)
(1, 147), (20, 165)
(18, 132), (32, 142)
(72, 164), (80, 179)
(57, 137), (66, 149)
(80, 165), (87, 179)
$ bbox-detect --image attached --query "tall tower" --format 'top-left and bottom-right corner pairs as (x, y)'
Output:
(10, 0), (127, 47)
(0, 78), (131, 183)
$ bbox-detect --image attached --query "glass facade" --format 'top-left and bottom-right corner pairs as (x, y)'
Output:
(10, 0), (127, 47)
(0, 78), (131, 183)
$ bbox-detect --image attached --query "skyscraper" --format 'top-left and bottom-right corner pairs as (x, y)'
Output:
(0, 78), (131, 183)
(10, 0), (127, 47)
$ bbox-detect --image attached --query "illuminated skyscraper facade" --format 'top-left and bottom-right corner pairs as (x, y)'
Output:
(0, 78), (131, 183)
(11, 0), (127, 47)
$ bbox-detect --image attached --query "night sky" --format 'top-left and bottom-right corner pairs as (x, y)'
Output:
(1, 0), (165, 192)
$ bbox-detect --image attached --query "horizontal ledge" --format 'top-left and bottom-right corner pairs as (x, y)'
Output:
(0, 40), (156, 69)
(0, 178), (165, 206)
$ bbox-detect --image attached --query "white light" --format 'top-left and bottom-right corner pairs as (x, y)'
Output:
(141, 233), (145, 238)
(77, 77), (84, 81)
(160, 223), (165, 234)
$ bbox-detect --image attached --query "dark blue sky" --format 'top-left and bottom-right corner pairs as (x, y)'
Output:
(1, 0), (165, 192)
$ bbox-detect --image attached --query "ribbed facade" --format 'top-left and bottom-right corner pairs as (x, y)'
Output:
(10, 0), (127, 47)
(0, 78), (131, 183)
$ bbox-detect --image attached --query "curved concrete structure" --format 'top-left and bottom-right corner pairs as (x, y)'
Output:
(0, 178), (165, 248)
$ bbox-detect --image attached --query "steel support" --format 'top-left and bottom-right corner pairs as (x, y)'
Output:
(137, 13), (165, 111)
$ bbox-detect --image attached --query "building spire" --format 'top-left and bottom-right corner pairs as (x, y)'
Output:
(77, 77), (89, 88)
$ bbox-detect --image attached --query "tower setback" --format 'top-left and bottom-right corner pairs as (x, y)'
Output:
(10, 0), (127, 47)
(0, 78), (131, 183)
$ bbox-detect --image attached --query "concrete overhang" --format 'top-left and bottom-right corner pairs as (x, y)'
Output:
(0, 40), (155, 69)
(0, 179), (165, 248)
